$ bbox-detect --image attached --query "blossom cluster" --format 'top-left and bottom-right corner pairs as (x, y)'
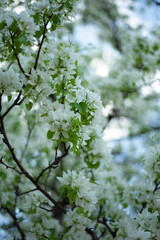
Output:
(0, 1), (160, 240)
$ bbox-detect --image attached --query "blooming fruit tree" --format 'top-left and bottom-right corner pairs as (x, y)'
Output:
(0, 1), (160, 240)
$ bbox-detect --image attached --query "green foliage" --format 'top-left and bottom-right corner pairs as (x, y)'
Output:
(26, 101), (33, 111)
(59, 185), (78, 205)
(1, 1), (160, 240)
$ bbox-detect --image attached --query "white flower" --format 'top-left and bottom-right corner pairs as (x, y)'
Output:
(144, 146), (160, 181)
(64, 209), (92, 240)
(0, 68), (22, 94)
(57, 170), (98, 212)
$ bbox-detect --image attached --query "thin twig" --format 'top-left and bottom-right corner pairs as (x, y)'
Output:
(98, 217), (118, 239)
(33, 24), (47, 71)
(35, 144), (70, 182)
(39, 205), (53, 212)
(139, 180), (160, 214)
(0, 157), (22, 175)
(153, 180), (160, 193)
(29, 18), (50, 75)
(97, 204), (103, 223)
(53, 143), (70, 166)
(98, 229), (106, 240)
(45, 167), (51, 191)
(35, 162), (57, 183)
(0, 117), (66, 213)
(8, 31), (28, 78)
(3, 206), (26, 240)
(20, 122), (36, 161)
(17, 188), (37, 196)
(1, 91), (22, 119)
(41, 235), (50, 240)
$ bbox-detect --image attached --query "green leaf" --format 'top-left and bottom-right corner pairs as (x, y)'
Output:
(81, 115), (90, 125)
(67, 188), (78, 205)
(26, 101), (33, 111)
(0, 21), (5, 30)
(0, 170), (7, 180)
(51, 15), (61, 31)
(47, 130), (54, 139)
(65, 1), (72, 11)
(79, 102), (87, 112)
(63, 226), (71, 234)
(52, 15), (60, 24)
(84, 210), (89, 217)
(18, 33), (27, 44)
(28, 207), (36, 214)
(32, 12), (41, 24)
(8, 95), (12, 102)
(85, 160), (100, 169)
(8, 20), (19, 33)
(153, 43), (159, 51)
(35, 30), (42, 39)
(59, 185), (68, 198)
(132, 82), (136, 87)
(25, 83), (33, 93)
(70, 102), (82, 112)
(135, 198), (139, 204)
(123, 203), (128, 208)
(76, 206), (84, 214)
(41, 113), (48, 117)
(73, 69), (78, 78)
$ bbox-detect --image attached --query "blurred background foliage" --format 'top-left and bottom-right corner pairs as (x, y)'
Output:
(67, 0), (160, 180)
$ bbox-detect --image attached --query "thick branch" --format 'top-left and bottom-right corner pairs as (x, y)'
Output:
(86, 228), (98, 240)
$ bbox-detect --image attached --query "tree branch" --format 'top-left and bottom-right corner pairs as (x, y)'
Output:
(86, 228), (98, 240)
(39, 205), (53, 212)
(138, 180), (160, 214)
(0, 117), (66, 213)
(96, 204), (103, 223)
(20, 121), (36, 161)
(0, 92), (3, 112)
(33, 24), (47, 71)
(35, 144), (70, 182)
(29, 17), (51, 75)
(1, 91), (23, 119)
(153, 180), (160, 194)
(0, 157), (22, 175)
(8, 31), (28, 78)
(3, 206), (26, 240)
(98, 217), (118, 239)
(98, 229), (106, 240)
(17, 188), (37, 196)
